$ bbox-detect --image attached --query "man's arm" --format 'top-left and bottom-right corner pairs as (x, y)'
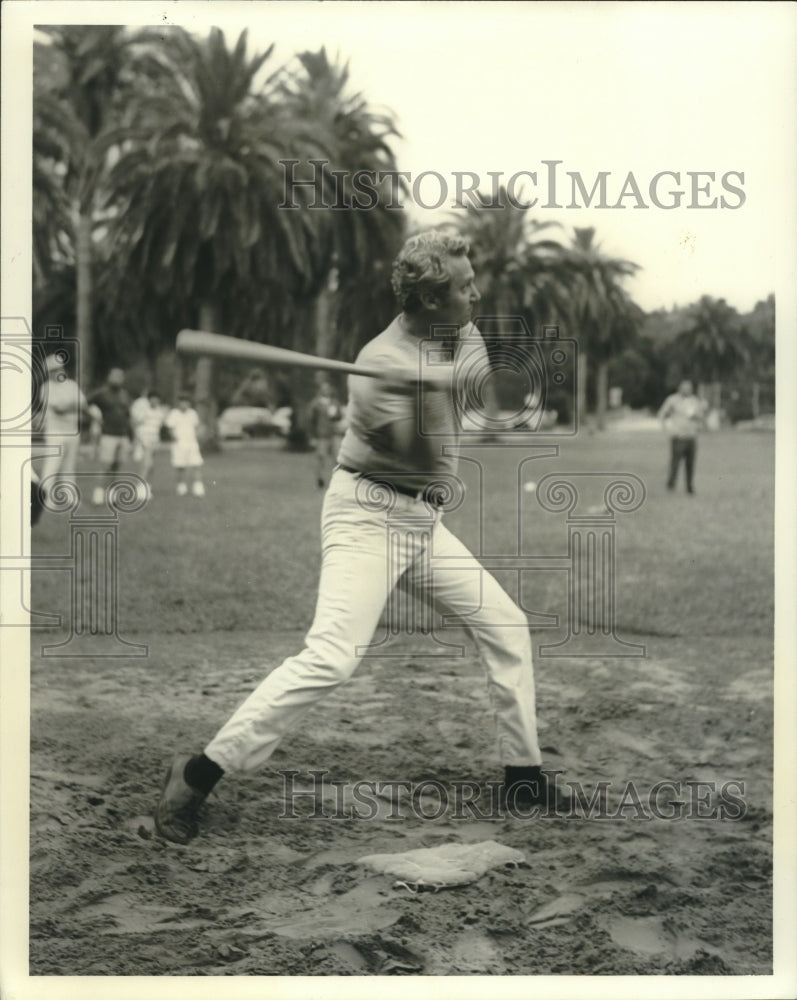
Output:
(386, 399), (443, 469)
(382, 368), (457, 469)
(465, 327), (499, 422)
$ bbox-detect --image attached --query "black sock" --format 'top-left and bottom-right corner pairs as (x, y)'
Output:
(503, 765), (571, 811)
(504, 765), (542, 789)
(183, 753), (224, 795)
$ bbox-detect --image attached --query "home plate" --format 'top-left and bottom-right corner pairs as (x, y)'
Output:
(358, 840), (526, 892)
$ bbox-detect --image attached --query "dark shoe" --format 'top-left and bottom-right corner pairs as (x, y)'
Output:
(155, 754), (207, 844)
(503, 766), (572, 815)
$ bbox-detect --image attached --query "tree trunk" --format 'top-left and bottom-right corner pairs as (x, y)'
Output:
(314, 269), (339, 360)
(284, 298), (318, 451)
(595, 359), (609, 431)
(495, 292), (511, 335)
(76, 209), (93, 392)
(171, 351), (185, 406)
(196, 302), (221, 451)
(153, 346), (179, 404)
(752, 381), (760, 419)
(577, 348), (588, 433)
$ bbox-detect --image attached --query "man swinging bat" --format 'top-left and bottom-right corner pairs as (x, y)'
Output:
(155, 230), (570, 843)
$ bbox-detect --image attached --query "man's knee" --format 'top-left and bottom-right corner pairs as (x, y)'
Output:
(301, 636), (360, 686)
(475, 599), (531, 653)
(491, 596), (529, 632)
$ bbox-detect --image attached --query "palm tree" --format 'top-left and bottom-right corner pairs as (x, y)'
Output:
(278, 47), (405, 292)
(745, 295), (775, 418)
(450, 189), (578, 419)
(565, 228), (642, 429)
(103, 27), (321, 441)
(455, 186), (565, 325)
(672, 296), (748, 410)
(275, 48), (406, 441)
(32, 90), (75, 290)
(33, 27), (144, 389)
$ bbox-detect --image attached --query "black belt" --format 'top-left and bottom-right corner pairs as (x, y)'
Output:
(337, 465), (445, 507)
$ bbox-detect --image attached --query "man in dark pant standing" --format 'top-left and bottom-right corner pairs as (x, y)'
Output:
(658, 380), (708, 494)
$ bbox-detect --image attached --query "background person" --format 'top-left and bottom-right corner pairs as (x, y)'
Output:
(130, 389), (165, 499)
(658, 379), (709, 494)
(165, 393), (206, 498)
(231, 368), (272, 408)
(36, 352), (88, 505)
(307, 374), (346, 489)
(88, 368), (133, 505)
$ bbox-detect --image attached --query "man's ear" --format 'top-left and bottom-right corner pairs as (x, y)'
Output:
(419, 289), (442, 311)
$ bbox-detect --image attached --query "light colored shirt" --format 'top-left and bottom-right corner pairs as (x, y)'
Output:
(40, 376), (86, 435)
(165, 408), (200, 446)
(309, 392), (344, 438)
(337, 317), (491, 490)
(130, 397), (164, 444)
(658, 392), (708, 438)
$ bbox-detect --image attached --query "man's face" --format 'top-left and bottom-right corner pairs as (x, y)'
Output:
(108, 368), (125, 388)
(433, 255), (481, 330)
(679, 380), (693, 396)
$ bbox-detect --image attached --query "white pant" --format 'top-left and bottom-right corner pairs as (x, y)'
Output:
(39, 433), (81, 491)
(205, 468), (542, 772)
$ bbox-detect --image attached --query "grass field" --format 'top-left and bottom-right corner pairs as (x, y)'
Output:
(31, 427), (774, 641)
(27, 427), (776, 977)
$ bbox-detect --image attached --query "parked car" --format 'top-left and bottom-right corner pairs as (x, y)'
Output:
(217, 406), (292, 440)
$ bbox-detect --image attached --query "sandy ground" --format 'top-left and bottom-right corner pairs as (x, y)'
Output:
(29, 625), (772, 977)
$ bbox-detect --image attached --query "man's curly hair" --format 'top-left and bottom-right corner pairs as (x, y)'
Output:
(391, 230), (470, 314)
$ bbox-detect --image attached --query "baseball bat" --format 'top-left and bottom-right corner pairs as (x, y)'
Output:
(176, 329), (383, 378)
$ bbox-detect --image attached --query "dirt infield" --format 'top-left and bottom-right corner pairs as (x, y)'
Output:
(25, 433), (776, 977)
(30, 629), (772, 976)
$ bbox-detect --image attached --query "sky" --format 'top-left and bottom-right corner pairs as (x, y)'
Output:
(6, 0), (796, 317)
(253, 2), (793, 315)
(150, 1), (794, 315)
